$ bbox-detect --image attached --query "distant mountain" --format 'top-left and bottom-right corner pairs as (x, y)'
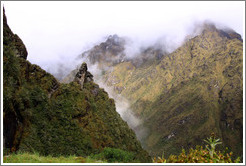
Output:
(3, 9), (150, 162)
(64, 22), (243, 158)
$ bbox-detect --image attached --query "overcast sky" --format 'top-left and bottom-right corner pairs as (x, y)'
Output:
(2, 1), (245, 76)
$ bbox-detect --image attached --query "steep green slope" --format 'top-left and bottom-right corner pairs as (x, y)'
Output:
(3, 9), (150, 162)
(64, 23), (243, 159)
(141, 25), (243, 158)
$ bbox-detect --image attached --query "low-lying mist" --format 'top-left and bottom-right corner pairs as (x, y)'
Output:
(49, 31), (184, 81)
(48, 19), (243, 80)
(95, 75), (146, 140)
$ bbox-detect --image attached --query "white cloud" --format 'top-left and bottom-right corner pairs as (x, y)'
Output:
(2, 1), (245, 73)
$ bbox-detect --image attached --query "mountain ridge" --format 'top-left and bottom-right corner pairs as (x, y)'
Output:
(63, 22), (243, 158)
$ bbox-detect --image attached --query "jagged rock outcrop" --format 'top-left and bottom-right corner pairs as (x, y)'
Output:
(74, 62), (93, 89)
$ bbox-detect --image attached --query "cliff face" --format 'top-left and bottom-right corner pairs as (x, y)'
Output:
(64, 23), (243, 158)
(3, 9), (150, 162)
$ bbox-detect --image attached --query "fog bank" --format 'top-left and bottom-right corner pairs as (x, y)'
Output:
(2, 1), (244, 75)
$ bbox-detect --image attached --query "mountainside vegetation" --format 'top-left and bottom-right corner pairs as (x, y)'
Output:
(3, 6), (243, 163)
(64, 23), (243, 160)
(3, 8), (150, 163)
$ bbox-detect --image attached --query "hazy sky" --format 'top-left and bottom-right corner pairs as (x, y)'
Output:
(2, 1), (245, 75)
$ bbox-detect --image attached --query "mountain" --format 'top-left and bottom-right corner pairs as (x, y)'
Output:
(3, 9), (151, 162)
(63, 23), (243, 158)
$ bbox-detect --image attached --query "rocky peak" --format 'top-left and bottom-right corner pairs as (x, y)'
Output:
(105, 34), (125, 46)
(200, 21), (242, 41)
(74, 62), (93, 89)
(79, 34), (126, 67)
(99, 34), (125, 55)
(218, 28), (243, 42)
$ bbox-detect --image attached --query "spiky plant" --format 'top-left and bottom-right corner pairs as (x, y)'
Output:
(203, 137), (222, 158)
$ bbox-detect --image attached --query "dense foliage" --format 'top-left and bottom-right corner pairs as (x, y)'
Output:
(91, 147), (136, 163)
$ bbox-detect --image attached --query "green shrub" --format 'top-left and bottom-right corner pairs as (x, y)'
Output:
(153, 137), (241, 163)
(153, 146), (240, 163)
(92, 147), (135, 163)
